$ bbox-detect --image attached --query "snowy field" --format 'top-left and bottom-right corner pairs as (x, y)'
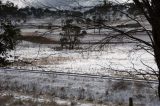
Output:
(8, 23), (157, 79)
(1, 17), (159, 106)
(0, 68), (159, 106)
(8, 41), (156, 77)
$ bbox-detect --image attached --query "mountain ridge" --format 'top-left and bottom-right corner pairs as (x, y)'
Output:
(2, 0), (128, 8)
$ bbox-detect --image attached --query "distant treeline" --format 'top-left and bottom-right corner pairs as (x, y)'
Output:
(0, 1), (83, 19)
(84, 3), (142, 16)
(0, 1), (20, 18)
(0, 1), (141, 20)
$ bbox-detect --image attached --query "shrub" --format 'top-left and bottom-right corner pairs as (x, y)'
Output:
(0, 20), (21, 66)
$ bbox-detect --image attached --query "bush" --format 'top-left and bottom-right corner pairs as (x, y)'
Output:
(0, 20), (21, 66)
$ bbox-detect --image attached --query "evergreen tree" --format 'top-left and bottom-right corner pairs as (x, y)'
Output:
(0, 1), (21, 66)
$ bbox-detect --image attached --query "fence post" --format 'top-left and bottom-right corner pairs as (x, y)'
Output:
(129, 97), (133, 106)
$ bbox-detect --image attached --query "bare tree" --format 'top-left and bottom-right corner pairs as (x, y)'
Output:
(79, 0), (160, 98)
(87, 0), (160, 98)
(131, 0), (160, 98)
(60, 19), (86, 49)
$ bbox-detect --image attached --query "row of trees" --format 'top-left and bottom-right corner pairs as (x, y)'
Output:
(1, 1), (140, 19)
(84, 2), (142, 18)
(18, 6), (83, 18)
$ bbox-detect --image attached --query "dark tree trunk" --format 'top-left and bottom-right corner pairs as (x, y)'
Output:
(152, 24), (160, 98)
(140, 0), (160, 98)
(151, 0), (160, 96)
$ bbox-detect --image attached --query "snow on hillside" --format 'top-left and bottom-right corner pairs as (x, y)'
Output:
(2, 0), (101, 8)
(4, 0), (131, 9)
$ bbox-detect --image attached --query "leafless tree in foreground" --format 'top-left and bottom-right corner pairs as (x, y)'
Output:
(104, 0), (160, 98)
(131, 0), (160, 98)
(86, 0), (160, 98)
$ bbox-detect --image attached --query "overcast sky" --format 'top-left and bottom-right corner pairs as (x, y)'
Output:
(2, 0), (131, 8)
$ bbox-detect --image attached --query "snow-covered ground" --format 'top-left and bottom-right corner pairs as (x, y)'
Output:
(9, 41), (156, 76)
(0, 68), (159, 106)
(2, 17), (158, 105)
(8, 29), (157, 79)
(9, 17), (156, 78)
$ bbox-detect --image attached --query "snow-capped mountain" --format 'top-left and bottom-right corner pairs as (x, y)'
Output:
(2, 0), (130, 8)
(1, 0), (102, 8)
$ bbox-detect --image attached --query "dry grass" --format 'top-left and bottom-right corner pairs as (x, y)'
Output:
(32, 56), (73, 65)
(0, 95), (13, 106)
(20, 35), (58, 44)
(0, 94), (67, 106)
(10, 56), (74, 67)
(112, 80), (131, 91)
(134, 81), (146, 90)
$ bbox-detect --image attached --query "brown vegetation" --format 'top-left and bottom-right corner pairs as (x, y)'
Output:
(20, 36), (58, 44)
(112, 80), (131, 91)
(0, 94), (67, 106)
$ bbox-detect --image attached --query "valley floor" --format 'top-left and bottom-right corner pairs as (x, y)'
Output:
(1, 17), (158, 105)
